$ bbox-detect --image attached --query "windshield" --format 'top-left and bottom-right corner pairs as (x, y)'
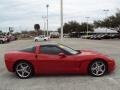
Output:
(58, 44), (79, 55)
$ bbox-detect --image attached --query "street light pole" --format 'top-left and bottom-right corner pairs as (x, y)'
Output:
(42, 16), (46, 36)
(103, 9), (109, 33)
(86, 17), (90, 36)
(46, 4), (49, 37)
(60, 0), (63, 41)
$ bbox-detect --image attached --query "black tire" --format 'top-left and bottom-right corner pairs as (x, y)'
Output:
(88, 60), (107, 77)
(35, 39), (38, 42)
(44, 39), (47, 41)
(15, 61), (33, 79)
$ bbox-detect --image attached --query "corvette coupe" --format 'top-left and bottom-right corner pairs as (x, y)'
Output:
(5, 44), (115, 79)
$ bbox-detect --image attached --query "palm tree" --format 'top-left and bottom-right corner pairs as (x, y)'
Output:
(34, 24), (40, 36)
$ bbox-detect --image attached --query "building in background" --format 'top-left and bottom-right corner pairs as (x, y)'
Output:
(94, 28), (118, 35)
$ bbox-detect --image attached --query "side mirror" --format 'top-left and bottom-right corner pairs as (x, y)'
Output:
(59, 53), (66, 58)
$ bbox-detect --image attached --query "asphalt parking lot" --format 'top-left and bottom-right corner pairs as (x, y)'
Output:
(0, 38), (120, 90)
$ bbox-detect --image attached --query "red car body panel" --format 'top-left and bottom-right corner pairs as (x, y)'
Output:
(5, 45), (116, 75)
(5, 51), (37, 73)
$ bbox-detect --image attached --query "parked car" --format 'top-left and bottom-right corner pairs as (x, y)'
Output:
(100, 34), (111, 39)
(34, 35), (50, 42)
(90, 35), (102, 40)
(82, 34), (120, 40)
(8, 35), (18, 41)
(50, 35), (59, 38)
(81, 35), (92, 39)
(0, 36), (8, 44)
(5, 44), (115, 79)
(109, 34), (120, 39)
(90, 35), (96, 39)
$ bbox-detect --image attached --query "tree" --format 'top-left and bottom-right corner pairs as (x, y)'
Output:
(58, 21), (94, 34)
(68, 21), (81, 33)
(14, 32), (21, 36)
(9, 27), (14, 34)
(34, 24), (40, 36)
(21, 31), (28, 34)
(58, 28), (61, 33)
(94, 20), (103, 28)
(0, 30), (2, 35)
(29, 31), (36, 36)
(94, 10), (120, 34)
(80, 23), (94, 33)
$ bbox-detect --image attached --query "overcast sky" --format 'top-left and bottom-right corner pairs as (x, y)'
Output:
(0, 0), (120, 32)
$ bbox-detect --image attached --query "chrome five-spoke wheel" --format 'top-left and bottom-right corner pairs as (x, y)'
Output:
(89, 60), (107, 77)
(15, 62), (33, 79)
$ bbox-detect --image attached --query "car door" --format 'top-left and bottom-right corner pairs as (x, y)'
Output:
(38, 36), (43, 41)
(36, 45), (81, 74)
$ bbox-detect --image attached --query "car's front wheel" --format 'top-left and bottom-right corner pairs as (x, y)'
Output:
(15, 61), (33, 79)
(89, 60), (107, 77)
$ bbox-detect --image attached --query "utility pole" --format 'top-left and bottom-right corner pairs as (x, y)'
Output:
(42, 16), (47, 36)
(46, 4), (49, 37)
(60, 0), (63, 41)
(86, 17), (90, 36)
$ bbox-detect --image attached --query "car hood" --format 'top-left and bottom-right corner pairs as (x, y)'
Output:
(80, 50), (105, 56)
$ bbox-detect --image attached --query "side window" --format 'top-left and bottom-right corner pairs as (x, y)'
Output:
(40, 46), (63, 55)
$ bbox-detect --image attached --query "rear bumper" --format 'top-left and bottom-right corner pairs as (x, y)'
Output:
(5, 60), (14, 72)
(5, 54), (14, 72)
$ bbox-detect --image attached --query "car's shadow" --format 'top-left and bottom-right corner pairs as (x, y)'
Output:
(6, 73), (108, 80)
(1, 70), (116, 80)
(2, 72), (91, 79)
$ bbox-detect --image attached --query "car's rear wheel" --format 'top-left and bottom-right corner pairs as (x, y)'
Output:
(15, 61), (33, 79)
(44, 39), (47, 41)
(89, 60), (107, 77)
(35, 39), (38, 42)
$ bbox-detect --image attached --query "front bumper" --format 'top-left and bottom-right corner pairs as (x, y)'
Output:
(108, 59), (116, 73)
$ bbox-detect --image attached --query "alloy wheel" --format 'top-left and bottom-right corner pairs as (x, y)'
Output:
(15, 62), (32, 79)
(89, 60), (107, 77)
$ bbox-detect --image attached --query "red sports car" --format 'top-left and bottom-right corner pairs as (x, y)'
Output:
(5, 44), (115, 79)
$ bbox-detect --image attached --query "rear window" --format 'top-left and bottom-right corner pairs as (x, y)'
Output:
(20, 47), (35, 53)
